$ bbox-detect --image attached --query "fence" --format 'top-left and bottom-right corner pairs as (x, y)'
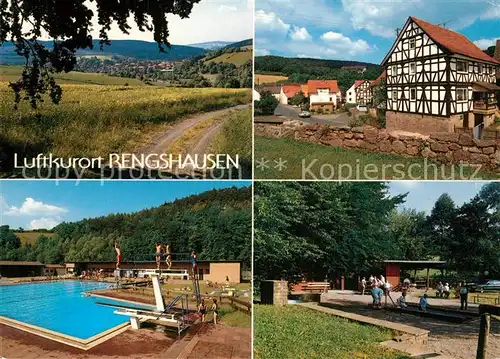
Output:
(472, 294), (500, 305)
(477, 305), (500, 359)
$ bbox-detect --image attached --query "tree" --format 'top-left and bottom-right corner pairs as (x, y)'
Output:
(0, 0), (201, 108)
(425, 193), (456, 256)
(289, 91), (308, 107)
(254, 91), (279, 116)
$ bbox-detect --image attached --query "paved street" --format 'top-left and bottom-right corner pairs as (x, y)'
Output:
(274, 104), (350, 126)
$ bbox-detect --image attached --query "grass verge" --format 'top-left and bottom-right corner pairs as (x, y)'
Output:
(210, 107), (252, 178)
(254, 305), (409, 359)
(255, 136), (497, 180)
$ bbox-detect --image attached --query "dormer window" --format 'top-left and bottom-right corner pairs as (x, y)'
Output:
(409, 38), (416, 49)
(456, 60), (467, 73)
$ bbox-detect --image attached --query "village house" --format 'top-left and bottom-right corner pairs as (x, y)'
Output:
(346, 80), (375, 106)
(307, 80), (341, 111)
(341, 65), (367, 73)
(279, 84), (302, 105)
(382, 16), (500, 137)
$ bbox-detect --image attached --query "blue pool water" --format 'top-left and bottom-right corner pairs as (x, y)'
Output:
(0, 281), (152, 339)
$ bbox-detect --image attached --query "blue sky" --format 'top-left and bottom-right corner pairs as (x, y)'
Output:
(388, 181), (488, 213)
(255, 0), (500, 63)
(0, 181), (251, 230)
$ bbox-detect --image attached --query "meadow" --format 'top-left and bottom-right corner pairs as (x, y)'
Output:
(255, 136), (497, 180)
(0, 66), (144, 86)
(206, 49), (253, 66)
(14, 232), (55, 247)
(255, 73), (288, 84)
(254, 305), (408, 359)
(0, 80), (251, 168)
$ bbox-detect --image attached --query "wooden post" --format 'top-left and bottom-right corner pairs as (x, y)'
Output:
(476, 313), (490, 359)
(426, 268), (430, 291)
(341, 276), (345, 291)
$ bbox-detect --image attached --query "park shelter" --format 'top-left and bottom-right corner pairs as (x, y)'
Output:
(44, 264), (66, 276)
(384, 260), (447, 290)
(0, 261), (44, 277)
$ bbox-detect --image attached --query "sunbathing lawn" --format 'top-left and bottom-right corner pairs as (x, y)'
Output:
(254, 305), (409, 359)
(254, 136), (497, 180)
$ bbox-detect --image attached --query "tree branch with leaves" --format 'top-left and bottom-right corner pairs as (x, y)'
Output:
(0, 0), (201, 108)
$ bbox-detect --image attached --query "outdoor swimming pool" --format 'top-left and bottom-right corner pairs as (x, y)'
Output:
(0, 281), (152, 340)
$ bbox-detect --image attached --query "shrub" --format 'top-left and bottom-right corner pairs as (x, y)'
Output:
(344, 103), (357, 113)
(316, 108), (323, 114)
(254, 91), (279, 116)
(349, 115), (366, 128)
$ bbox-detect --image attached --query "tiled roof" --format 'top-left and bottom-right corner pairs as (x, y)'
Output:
(301, 84), (309, 97)
(307, 80), (340, 93)
(411, 17), (500, 64)
(281, 84), (302, 98)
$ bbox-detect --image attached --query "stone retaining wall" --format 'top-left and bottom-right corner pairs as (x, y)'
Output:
(255, 121), (500, 170)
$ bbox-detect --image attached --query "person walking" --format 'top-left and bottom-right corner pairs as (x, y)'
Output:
(459, 282), (469, 310)
(361, 277), (366, 295)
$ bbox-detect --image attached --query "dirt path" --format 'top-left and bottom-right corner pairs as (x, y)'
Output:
(190, 121), (223, 156)
(137, 104), (248, 156)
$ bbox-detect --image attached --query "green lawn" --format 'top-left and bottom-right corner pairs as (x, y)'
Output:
(255, 136), (497, 180)
(254, 305), (409, 359)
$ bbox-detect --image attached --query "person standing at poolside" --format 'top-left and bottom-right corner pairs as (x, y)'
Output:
(155, 243), (163, 270)
(198, 299), (207, 322)
(211, 298), (219, 324)
(419, 293), (429, 312)
(114, 240), (122, 269)
(165, 244), (172, 269)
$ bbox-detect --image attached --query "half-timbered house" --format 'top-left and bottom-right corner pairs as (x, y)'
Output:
(381, 16), (499, 136)
(346, 80), (375, 105)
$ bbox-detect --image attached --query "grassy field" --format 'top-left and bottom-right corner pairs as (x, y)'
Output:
(210, 107), (252, 177)
(206, 50), (253, 66)
(0, 65), (144, 86)
(1, 82), (251, 163)
(15, 232), (55, 246)
(255, 73), (288, 84)
(254, 305), (408, 359)
(255, 136), (497, 180)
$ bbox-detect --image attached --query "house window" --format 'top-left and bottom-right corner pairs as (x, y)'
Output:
(409, 62), (416, 75)
(478, 63), (483, 74)
(456, 60), (467, 73)
(409, 38), (416, 49)
(392, 65), (397, 76)
(456, 88), (468, 102)
(410, 88), (416, 100)
(392, 90), (398, 100)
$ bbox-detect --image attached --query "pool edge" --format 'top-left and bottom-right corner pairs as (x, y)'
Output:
(0, 315), (130, 351)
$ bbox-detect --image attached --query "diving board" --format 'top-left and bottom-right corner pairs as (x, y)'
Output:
(97, 274), (191, 335)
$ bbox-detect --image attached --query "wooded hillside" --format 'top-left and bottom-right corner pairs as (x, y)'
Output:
(0, 187), (252, 269)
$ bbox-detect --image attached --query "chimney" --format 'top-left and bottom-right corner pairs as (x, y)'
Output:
(494, 39), (500, 62)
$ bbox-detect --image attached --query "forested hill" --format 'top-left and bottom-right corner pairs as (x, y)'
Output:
(255, 55), (384, 92)
(0, 186), (252, 269)
(0, 40), (206, 64)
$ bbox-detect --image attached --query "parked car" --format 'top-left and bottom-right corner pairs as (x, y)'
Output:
(298, 111), (311, 118)
(470, 280), (500, 293)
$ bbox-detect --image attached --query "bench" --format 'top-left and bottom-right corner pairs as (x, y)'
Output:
(304, 282), (329, 293)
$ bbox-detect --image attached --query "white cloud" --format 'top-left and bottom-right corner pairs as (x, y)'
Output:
(474, 38), (498, 49)
(255, 10), (291, 34)
(394, 181), (421, 189)
(218, 5), (238, 12)
(290, 26), (312, 41)
(320, 31), (372, 56)
(255, 48), (271, 56)
(5, 198), (67, 217)
(30, 218), (61, 230)
(33, 1), (252, 44)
